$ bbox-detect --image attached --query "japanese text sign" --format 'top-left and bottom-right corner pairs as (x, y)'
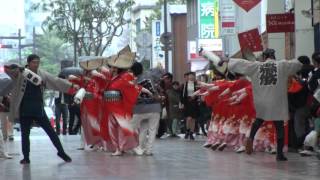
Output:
(266, 13), (295, 33)
(238, 28), (263, 52)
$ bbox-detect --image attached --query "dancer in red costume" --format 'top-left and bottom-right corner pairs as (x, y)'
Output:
(102, 50), (152, 156)
(70, 57), (107, 149)
(200, 79), (231, 149)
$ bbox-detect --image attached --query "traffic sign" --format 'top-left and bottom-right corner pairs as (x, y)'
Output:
(0, 44), (13, 48)
(160, 32), (173, 45)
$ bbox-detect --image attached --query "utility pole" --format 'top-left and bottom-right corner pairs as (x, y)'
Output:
(164, 0), (169, 72)
(32, 27), (36, 54)
(0, 28), (35, 65)
(73, 7), (77, 67)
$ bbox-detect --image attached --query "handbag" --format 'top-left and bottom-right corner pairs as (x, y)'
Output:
(161, 107), (167, 119)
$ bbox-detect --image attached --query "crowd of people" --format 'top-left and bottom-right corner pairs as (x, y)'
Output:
(1, 45), (320, 164)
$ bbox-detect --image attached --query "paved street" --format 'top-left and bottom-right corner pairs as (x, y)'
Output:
(1, 129), (320, 180)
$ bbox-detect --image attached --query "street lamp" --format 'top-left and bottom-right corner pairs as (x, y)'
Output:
(163, 0), (169, 72)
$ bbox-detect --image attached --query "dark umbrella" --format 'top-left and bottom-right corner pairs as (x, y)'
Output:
(59, 67), (83, 78)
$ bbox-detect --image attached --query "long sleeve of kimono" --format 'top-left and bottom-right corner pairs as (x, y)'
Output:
(120, 73), (142, 113)
(69, 76), (83, 87)
(280, 59), (303, 76)
(39, 70), (72, 93)
(228, 58), (259, 76)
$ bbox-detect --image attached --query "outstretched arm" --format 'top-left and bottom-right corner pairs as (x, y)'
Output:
(219, 88), (230, 98)
(141, 87), (153, 97)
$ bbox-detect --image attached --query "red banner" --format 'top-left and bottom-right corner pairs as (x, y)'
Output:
(233, 0), (261, 12)
(238, 28), (263, 52)
(267, 13), (295, 33)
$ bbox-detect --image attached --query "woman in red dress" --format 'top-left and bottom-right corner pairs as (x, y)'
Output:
(70, 58), (107, 149)
(102, 52), (151, 156)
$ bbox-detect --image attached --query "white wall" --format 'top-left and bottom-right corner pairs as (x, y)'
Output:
(295, 0), (314, 57)
(266, 0), (286, 60)
(130, 7), (155, 52)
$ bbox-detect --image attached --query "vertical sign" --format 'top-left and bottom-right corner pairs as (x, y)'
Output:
(152, 20), (164, 68)
(220, 0), (236, 35)
(156, 21), (161, 36)
(188, 41), (197, 59)
(198, 0), (219, 39)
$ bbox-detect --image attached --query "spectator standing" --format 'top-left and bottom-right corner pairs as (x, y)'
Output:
(0, 94), (14, 141)
(0, 95), (12, 159)
(181, 72), (199, 140)
(157, 73), (173, 138)
(288, 56), (314, 149)
(54, 75), (70, 135)
(166, 81), (182, 137)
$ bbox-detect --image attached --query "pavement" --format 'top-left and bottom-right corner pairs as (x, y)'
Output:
(1, 128), (320, 180)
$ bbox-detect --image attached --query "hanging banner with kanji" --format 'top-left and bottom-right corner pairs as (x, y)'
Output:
(198, 0), (219, 39)
(238, 28), (263, 52)
(233, 0), (261, 12)
(266, 13), (295, 33)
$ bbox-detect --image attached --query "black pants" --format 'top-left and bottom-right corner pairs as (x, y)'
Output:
(20, 115), (65, 159)
(55, 103), (69, 134)
(249, 118), (285, 155)
(68, 104), (81, 134)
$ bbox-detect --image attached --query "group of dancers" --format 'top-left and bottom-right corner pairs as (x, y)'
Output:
(2, 45), (307, 163)
(197, 48), (303, 161)
(1, 46), (155, 164)
(199, 74), (287, 153)
(66, 46), (154, 156)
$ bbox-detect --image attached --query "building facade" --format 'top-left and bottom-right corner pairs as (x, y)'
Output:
(186, 0), (315, 67)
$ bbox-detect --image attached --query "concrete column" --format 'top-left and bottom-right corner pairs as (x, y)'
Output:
(266, 0), (286, 60)
(295, 0), (314, 57)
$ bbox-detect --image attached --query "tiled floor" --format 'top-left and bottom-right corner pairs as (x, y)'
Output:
(1, 129), (320, 180)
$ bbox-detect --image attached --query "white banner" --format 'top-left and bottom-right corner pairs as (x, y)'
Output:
(152, 20), (164, 68)
(220, 0), (236, 35)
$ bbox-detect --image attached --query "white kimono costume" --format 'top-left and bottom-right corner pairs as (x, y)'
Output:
(228, 58), (302, 121)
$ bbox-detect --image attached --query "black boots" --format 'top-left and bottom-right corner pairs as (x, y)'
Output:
(184, 130), (190, 139)
(184, 130), (195, 140)
(20, 158), (30, 164)
(276, 154), (288, 161)
(57, 152), (72, 162)
(189, 132), (195, 140)
(276, 138), (287, 161)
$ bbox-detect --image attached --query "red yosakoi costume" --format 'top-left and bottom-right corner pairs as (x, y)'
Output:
(70, 75), (103, 146)
(102, 72), (142, 152)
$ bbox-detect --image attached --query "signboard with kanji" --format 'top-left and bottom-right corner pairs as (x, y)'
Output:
(233, 0), (261, 12)
(152, 20), (164, 68)
(238, 28), (263, 52)
(266, 13), (295, 33)
(220, 0), (236, 35)
(198, 0), (219, 39)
